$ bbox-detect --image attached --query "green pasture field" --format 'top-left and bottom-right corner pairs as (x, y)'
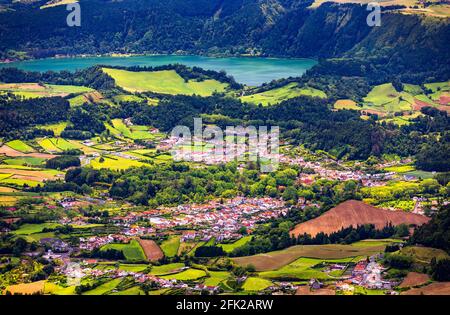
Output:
(5, 140), (35, 153)
(101, 240), (147, 262)
(118, 264), (150, 273)
(350, 239), (402, 247)
(90, 155), (147, 170)
(0, 178), (41, 187)
(400, 246), (449, 264)
(383, 165), (416, 173)
(241, 277), (272, 291)
(0, 82), (93, 99)
(218, 236), (252, 253)
(110, 286), (145, 295)
(38, 138), (61, 152)
(36, 122), (69, 137)
(160, 268), (207, 281)
(83, 278), (123, 295)
(258, 257), (360, 281)
(12, 223), (61, 235)
(149, 263), (185, 276)
(203, 271), (230, 286)
(3, 157), (46, 166)
(44, 282), (77, 295)
(377, 199), (415, 211)
(102, 68), (228, 96)
(160, 236), (181, 257)
(361, 181), (420, 201)
(240, 83), (326, 106)
(232, 244), (386, 271)
(362, 83), (414, 113)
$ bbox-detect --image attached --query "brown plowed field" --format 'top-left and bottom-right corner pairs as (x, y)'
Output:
(290, 200), (429, 238)
(0, 145), (55, 159)
(401, 282), (450, 295)
(138, 238), (164, 261)
(399, 272), (430, 288)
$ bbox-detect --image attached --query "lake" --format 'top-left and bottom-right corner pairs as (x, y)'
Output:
(0, 55), (316, 86)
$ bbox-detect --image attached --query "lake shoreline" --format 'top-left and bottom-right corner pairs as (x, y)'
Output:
(0, 54), (317, 86)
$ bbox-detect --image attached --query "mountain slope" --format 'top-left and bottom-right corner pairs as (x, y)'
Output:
(290, 200), (430, 237)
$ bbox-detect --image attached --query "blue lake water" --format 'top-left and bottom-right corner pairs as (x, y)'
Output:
(0, 55), (317, 86)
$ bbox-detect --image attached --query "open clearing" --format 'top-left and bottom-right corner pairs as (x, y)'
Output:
(103, 68), (228, 96)
(400, 246), (449, 264)
(290, 200), (429, 237)
(137, 238), (164, 261)
(241, 83), (326, 106)
(232, 243), (385, 271)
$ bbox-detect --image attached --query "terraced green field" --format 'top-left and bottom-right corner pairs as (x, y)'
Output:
(241, 83), (326, 106)
(103, 68), (228, 96)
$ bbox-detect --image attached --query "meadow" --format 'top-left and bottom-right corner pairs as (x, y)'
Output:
(160, 236), (181, 257)
(101, 240), (147, 262)
(240, 83), (326, 106)
(90, 155), (147, 170)
(232, 244), (386, 271)
(149, 263), (185, 276)
(218, 236), (252, 253)
(241, 277), (272, 291)
(160, 268), (207, 281)
(0, 82), (93, 99)
(5, 140), (35, 153)
(102, 68), (228, 96)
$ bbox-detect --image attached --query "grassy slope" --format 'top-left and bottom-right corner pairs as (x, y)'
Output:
(102, 68), (227, 96)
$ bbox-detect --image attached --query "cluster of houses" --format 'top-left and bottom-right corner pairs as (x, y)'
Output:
(79, 234), (131, 251)
(145, 197), (288, 240)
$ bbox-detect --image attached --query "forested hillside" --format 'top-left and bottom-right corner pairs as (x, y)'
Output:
(0, 0), (449, 79)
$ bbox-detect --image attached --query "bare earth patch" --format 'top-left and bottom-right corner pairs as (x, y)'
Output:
(0, 145), (55, 159)
(401, 282), (450, 295)
(296, 286), (335, 295)
(138, 238), (164, 261)
(399, 272), (430, 288)
(291, 200), (429, 237)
